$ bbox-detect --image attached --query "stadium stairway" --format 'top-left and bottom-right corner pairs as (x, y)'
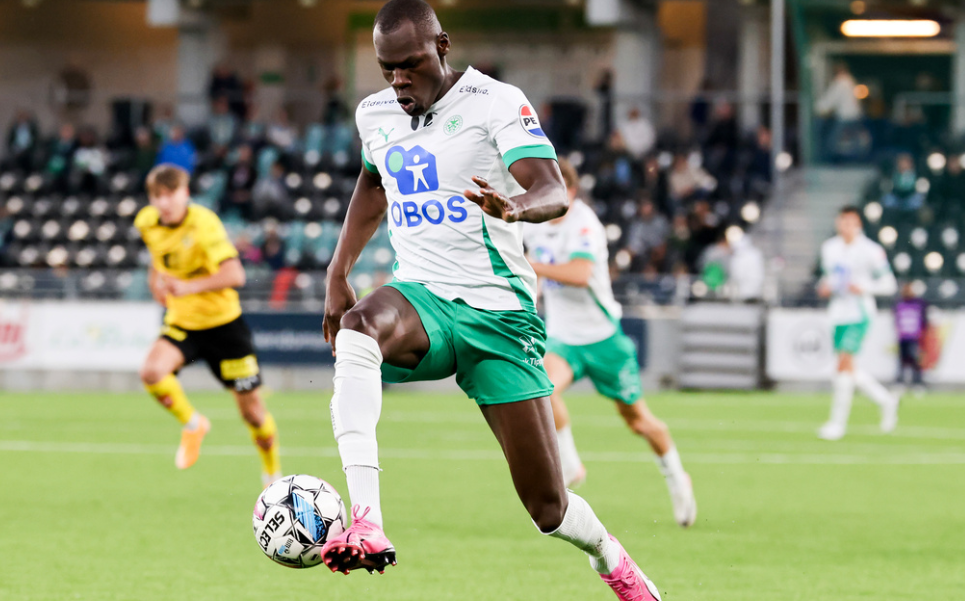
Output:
(756, 166), (876, 300)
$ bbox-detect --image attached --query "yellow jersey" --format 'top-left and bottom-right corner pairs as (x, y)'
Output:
(135, 204), (242, 330)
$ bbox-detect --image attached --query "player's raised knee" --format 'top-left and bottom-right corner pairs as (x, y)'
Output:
(339, 309), (380, 340)
(139, 363), (168, 386)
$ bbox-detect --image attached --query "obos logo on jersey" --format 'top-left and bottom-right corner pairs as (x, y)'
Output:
(518, 105), (546, 138)
(385, 145), (439, 195)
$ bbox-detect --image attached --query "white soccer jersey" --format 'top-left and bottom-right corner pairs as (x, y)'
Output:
(820, 234), (897, 325)
(356, 67), (557, 312)
(524, 199), (622, 345)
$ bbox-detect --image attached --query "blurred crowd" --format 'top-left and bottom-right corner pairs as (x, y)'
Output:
(1, 64), (773, 296)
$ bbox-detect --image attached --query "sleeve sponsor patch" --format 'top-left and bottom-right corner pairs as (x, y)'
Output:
(518, 105), (546, 138)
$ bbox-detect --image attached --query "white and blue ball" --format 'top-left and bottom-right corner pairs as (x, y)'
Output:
(252, 475), (346, 569)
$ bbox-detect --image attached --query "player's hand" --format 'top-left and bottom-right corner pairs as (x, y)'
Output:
(149, 276), (170, 307)
(163, 276), (196, 298)
(817, 281), (832, 298)
(324, 275), (358, 355)
(847, 283), (864, 295)
(464, 176), (520, 223)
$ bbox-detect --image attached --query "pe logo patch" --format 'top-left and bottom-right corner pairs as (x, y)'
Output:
(385, 145), (439, 195)
(518, 105), (546, 138)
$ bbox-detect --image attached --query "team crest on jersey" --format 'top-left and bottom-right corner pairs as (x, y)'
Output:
(385, 145), (439, 195)
(518, 105), (546, 138)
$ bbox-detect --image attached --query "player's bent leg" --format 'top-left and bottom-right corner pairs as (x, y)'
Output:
(545, 353), (585, 488)
(233, 388), (282, 486)
(481, 397), (661, 600)
(322, 287), (428, 575)
(617, 401), (696, 527)
(140, 338), (210, 469)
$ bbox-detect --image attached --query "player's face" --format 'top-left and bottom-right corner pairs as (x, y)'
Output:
(836, 212), (862, 242)
(150, 185), (190, 225)
(375, 22), (449, 117)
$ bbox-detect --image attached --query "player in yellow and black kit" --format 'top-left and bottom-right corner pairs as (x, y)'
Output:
(136, 164), (281, 486)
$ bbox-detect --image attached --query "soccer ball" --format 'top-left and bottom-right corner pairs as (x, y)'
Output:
(252, 474), (347, 569)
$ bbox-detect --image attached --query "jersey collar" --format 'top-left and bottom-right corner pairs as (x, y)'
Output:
(427, 66), (477, 113)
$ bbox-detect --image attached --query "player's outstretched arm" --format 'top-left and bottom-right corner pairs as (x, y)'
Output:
(164, 258), (246, 297)
(324, 167), (388, 346)
(464, 157), (567, 224)
(529, 258), (594, 288)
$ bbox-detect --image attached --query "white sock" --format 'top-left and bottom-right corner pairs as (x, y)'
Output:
(556, 425), (583, 484)
(330, 330), (384, 523)
(345, 466), (383, 527)
(544, 491), (621, 575)
(853, 369), (894, 408)
(829, 371), (855, 427)
(655, 446), (686, 483)
(183, 412), (200, 431)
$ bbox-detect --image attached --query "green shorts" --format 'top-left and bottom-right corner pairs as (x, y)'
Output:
(547, 331), (643, 405)
(833, 320), (870, 355)
(380, 282), (554, 405)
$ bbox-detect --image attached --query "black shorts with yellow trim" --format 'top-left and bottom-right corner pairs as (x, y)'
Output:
(161, 316), (262, 392)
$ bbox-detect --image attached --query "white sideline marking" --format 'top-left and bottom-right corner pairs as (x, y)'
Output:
(2, 439), (965, 465)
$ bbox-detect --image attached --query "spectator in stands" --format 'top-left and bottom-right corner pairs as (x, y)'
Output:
(209, 62), (246, 121)
(71, 127), (108, 194)
(155, 124), (197, 174)
(45, 123), (77, 192)
(252, 160), (290, 220)
(261, 223), (288, 271)
(152, 104), (176, 143)
(704, 101), (739, 177)
(593, 130), (641, 201)
(130, 126), (158, 183)
(936, 154), (965, 220)
(687, 200), (720, 271)
(816, 62), (863, 162)
(321, 76), (349, 127)
(225, 144), (257, 220)
(668, 152), (716, 209)
(208, 96), (238, 157)
(624, 197), (669, 273)
(642, 154), (671, 216)
(266, 109), (298, 152)
(729, 233), (765, 301)
(235, 232), (263, 265)
(666, 213), (693, 273)
(745, 125), (773, 196)
(883, 153), (924, 212)
(595, 70), (614, 141)
(6, 109), (40, 171)
(690, 79), (712, 142)
(618, 107), (656, 161)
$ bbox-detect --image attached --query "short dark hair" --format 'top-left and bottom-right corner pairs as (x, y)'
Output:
(839, 205), (861, 217)
(374, 0), (439, 35)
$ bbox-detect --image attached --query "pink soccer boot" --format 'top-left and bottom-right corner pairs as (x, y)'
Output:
(320, 505), (397, 575)
(600, 535), (662, 601)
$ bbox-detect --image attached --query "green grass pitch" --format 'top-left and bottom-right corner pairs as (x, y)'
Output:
(1, 388), (964, 600)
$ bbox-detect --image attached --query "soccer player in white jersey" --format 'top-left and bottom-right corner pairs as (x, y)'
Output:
(817, 205), (899, 441)
(319, 2), (662, 599)
(524, 159), (696, 528)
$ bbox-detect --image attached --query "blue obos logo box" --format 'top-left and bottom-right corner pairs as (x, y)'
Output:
(385, 145), (439, 195)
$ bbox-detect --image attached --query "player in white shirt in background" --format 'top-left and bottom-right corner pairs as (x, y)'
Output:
(817, 205), (900, 441)
(525, 159), (697, 528)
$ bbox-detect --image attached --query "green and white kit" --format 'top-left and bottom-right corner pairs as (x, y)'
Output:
(820, 234), (896, 354)
(524, 199), (642, 404)
(356, 66), (558, 403)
